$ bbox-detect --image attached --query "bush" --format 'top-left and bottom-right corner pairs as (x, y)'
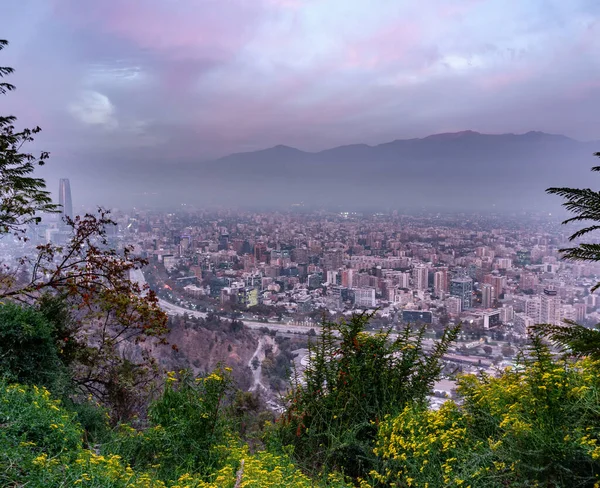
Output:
(0, 380), (82, 457)
(277, 312), (460, 479)
(375, 337), (600, 487)
(0, 302), (70, 393)
(109, 366), (234, 481)
(0, 378), (351, 488)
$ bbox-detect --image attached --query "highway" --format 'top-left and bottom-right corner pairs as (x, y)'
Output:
(158, 298), (317, 334)
(131, 269), (318, 335)
(132, 270), (448, 351)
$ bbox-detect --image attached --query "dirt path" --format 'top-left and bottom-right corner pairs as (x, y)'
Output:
(248, 336), (268, 392)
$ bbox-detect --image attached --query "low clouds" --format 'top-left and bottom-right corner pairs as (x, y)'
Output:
(68, 91), (117, 130)
(1, 0), (599, 167)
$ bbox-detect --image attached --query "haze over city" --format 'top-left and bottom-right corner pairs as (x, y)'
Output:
(2, 0), (599, 210)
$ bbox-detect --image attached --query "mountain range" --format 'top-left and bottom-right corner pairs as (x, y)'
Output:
(64, 130), (600, 211)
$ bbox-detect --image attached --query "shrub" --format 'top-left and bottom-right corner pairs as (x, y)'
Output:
(277, 312), (460, 479)
(0, 302), (69, 392)
(109, 366), (234, 481)
(375, 337), (600, 487)
(0, 380), (82, 457)
(0, 378), (351, 488)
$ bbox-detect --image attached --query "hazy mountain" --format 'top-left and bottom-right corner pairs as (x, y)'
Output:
(54, 131), (600, 212)
(185, 130), (598, 212)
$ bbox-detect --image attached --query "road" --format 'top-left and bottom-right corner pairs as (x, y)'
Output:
(248, 336), (268, 392)
(159, 298), (318, 334)
(131, 269), (317, 335)
(131, 270), (474, 357)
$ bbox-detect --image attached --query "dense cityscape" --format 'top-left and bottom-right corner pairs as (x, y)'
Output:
(4, 178), (600, 405)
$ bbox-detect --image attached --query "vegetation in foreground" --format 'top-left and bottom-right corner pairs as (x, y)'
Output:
(5, 316), (600, 487)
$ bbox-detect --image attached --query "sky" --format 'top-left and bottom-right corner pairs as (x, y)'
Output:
(1, 0), (600, 165)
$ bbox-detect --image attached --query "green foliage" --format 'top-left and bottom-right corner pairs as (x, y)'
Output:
(0, 381), (82, 459)
(0, 302), (69, 392)
(541, 157), (600, 357)
(0, 376), (350, 488)
(263, 337), (297, 391)
(0, 39), (58, 236)
(547, 156), (600, 279)
(37, 293), (81, 367)
(109, 367), (234, 481)
(5, 210), (169, 420)
(230, 390), (275, 448)
(375, 337), (600, 487)
(0, 40), (15, 95)
(532, 319), (600, 360)
(277, 312), (460, 479)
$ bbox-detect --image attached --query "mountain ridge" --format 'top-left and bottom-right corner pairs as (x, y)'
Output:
(65, 130), (599, 211)
(214, 130), (584, 162)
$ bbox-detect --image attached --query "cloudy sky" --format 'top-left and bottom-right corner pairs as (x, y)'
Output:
(2, 0), (600, 163)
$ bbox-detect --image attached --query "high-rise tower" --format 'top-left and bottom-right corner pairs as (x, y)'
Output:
(450, 276), (473, 310)
(481, 283), (494, 309)
(541, 288), (561, 326)
(412, 264), (428, 291)
(58, 178), (73, 220)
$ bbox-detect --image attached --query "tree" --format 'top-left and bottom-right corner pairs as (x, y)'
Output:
(0, 209), (169, 420)
(534, 159), (600, 357)
(546, 156), (600, 286)
(0, 40), (168, 420)
(0, 40), (58, 236)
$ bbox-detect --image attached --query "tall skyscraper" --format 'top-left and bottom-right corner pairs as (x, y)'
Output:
(490, 275), (506, 301)
(525, 296), (542, 322)
(450, 276), (473, 310)
(574, 302), (587, 322)
(446, 296), (462, 315)
(398, 272), (410, 289)
(433, 268), (448, 296)
(58, 178), (73, 220)
(341, 269), (354, 288)
(254, 242), (268, 263)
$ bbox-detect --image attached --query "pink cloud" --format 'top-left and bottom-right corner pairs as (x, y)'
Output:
(51, 0), (275, 96)
(53, 0), (264, 58)
(438, 0), (482, 19)
(342, 21), (427, 71)
(478, 68), (535, 91)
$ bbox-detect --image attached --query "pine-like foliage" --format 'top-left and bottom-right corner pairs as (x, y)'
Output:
(532, 319), (600, 359)
(0, 40), (15, 95)
(540, 156), (600, 357)
(547, 155), (600, 289)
